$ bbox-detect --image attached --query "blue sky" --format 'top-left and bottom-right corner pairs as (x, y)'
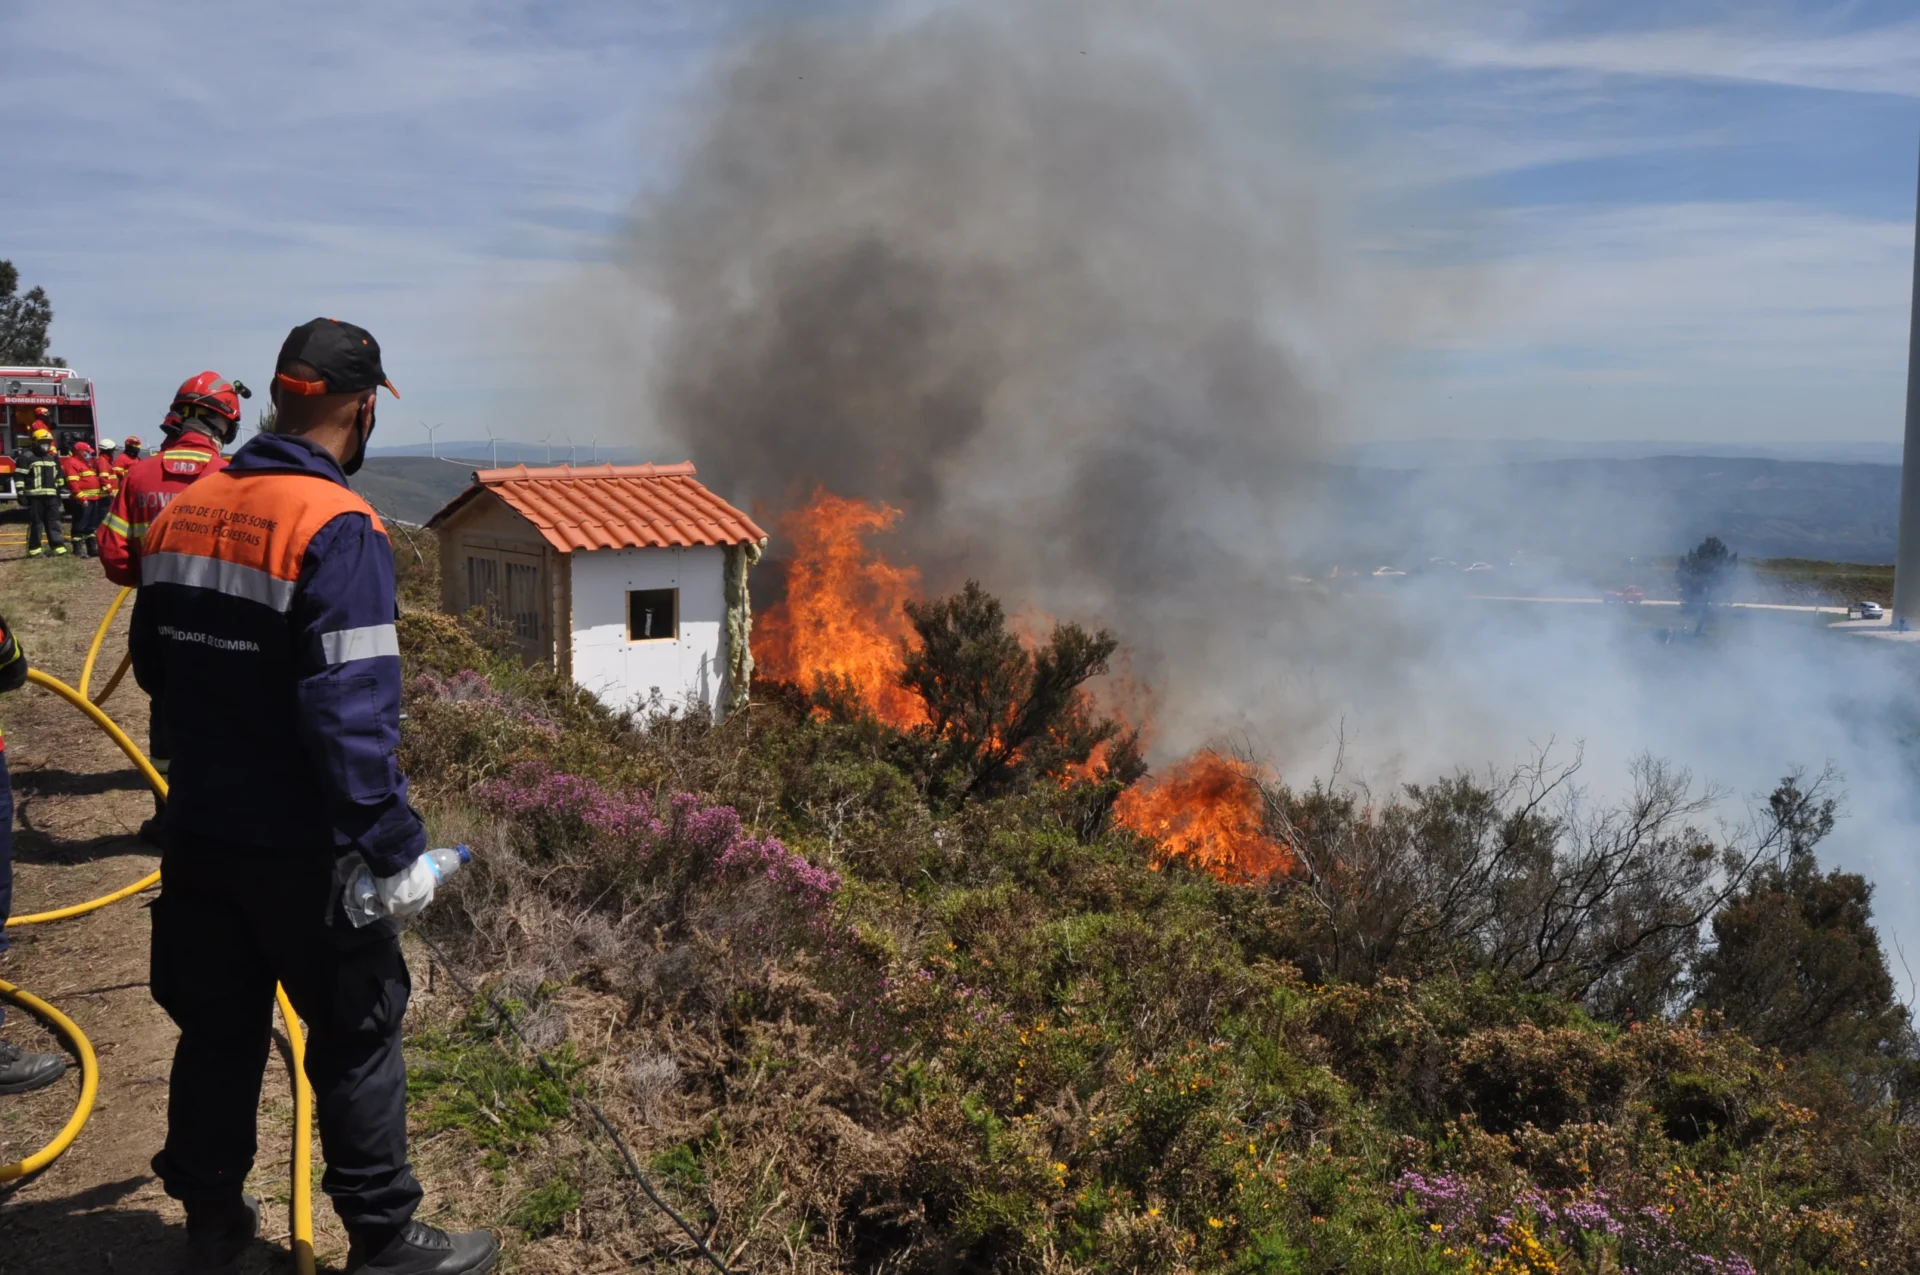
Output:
(3, 0), (1915, 450)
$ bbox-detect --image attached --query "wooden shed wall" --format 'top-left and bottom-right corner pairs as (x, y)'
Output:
(434, 491), (566, 668)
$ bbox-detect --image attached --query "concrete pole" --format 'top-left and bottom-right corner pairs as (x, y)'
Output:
(1894, 133), (1920, 626)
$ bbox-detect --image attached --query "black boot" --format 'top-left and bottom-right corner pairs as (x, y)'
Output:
(347, 1218), (499, 1274)
(0, 1037), (67, 1094)
(180, 1193), (258, 1273)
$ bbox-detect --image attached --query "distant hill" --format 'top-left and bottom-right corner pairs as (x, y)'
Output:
(348, 457), (480, 526)
(1342, 439), (1903, 467)
(1311, 455), (1901, 565)
(351, 451), (1904, 561)
(368, 441), (652, 466)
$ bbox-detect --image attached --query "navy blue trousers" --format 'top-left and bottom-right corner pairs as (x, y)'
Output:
(148, 837), (422, 1230)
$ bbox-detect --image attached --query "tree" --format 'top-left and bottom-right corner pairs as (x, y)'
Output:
(1693, 798), (1918, 1095)
(0, 261), (64, 367)
(1676, 535), (1737, 631)
(899, 581), (1123, 806)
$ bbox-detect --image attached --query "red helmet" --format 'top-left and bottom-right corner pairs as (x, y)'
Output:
(170, 371), (252, 443)
(73, 440), (94, 457)
(33, 406), (48, 419)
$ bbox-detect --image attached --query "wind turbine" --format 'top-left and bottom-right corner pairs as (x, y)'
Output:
(422, 420), (446, 459)
(565, 432), (577, 467)
(541, 431), (554, 465)
(483, 425), (500, 468)
(590, 437), (598, 464)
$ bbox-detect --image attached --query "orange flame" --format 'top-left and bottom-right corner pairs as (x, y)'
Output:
(757, 490), (1290, 887)
(756, 489), (928, 728)
(1114, 752), (1292, 883)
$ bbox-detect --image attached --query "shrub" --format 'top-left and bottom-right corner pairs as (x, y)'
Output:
(899, 580), (1124, 807)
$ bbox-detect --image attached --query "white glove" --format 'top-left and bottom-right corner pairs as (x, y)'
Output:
(373, 855), (438, 919)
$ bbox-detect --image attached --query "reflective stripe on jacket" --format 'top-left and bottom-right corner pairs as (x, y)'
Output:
(21, 456), (64, 497)
(97, 432), (229, 587)
(129, 433), (424, 872)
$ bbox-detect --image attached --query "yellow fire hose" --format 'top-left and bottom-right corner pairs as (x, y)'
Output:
(0, 976), (97, 1182)
(92, 652), (133, 709)
(76, 587), (130, 700)
(0, 664), (317, 1273)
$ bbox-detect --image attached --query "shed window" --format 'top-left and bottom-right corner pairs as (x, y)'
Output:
(628, 588), (678, 642)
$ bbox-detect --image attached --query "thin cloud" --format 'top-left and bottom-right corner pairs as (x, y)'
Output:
(1434, 19), (1920, 97)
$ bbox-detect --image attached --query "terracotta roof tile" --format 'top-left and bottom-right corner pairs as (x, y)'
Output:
(427, 462), (767, 553)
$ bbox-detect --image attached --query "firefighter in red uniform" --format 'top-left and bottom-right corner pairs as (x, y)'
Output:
(98, 379), (244, 586)
(61, 440), (107, 557)
(135, 319), (499, 1273)
(97, 374), (245, 843)
(116, 434), (144, 472)
(95, 438), (121, 500)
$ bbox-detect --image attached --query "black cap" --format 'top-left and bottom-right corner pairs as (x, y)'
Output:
(274, 318), (399, 399)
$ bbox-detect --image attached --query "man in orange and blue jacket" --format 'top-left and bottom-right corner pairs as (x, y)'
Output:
(0, 618), (70, 1095)
(132, 319), (497, 1274)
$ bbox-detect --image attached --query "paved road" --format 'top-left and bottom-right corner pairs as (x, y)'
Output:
(1466, 594), (1851, 616)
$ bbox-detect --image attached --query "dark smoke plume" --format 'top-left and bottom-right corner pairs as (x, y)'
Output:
(619, 4), (1401, 730)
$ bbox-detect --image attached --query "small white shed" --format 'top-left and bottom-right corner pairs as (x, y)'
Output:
(425, 462), (768, 720)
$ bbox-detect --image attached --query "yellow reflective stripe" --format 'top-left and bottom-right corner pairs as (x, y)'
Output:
(163, 449), (215, 463)
(102, 513), (132, 536)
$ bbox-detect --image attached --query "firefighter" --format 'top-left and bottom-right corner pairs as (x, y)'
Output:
(0, 617), (71, 1095)
(61, 440), (107, 557)
(96, 438), (121, 500)
(117, 434), (144, 470)
(99, 375), (243, 844)
(132, 319), (498, 1274)
(19, 428), (68, 557)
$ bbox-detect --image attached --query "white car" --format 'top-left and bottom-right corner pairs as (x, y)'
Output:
(1849, 601), (1885, 620)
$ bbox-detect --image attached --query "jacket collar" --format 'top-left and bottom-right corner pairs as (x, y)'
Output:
(162, 430), (223, 455)
(226, 433), (350, 487)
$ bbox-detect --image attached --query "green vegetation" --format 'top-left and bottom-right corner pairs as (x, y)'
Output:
(1747, 559), (1895, 608)
(406, 1006), (583, 1162)
(510, 1176), (584, 1238)
(395, 553), (1920, 1272)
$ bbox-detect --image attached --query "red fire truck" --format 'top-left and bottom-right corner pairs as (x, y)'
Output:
(0, 367), (101, 499)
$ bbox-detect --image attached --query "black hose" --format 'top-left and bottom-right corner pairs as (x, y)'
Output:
(411, 928), (739, 1275)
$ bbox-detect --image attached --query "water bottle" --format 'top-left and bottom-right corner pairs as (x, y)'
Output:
(341, 845), (472, 928)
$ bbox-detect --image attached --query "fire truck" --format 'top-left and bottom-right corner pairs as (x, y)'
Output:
(0, 367), (101, 499)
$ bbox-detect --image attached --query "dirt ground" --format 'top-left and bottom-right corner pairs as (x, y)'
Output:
(0, 523), (362, 1273)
